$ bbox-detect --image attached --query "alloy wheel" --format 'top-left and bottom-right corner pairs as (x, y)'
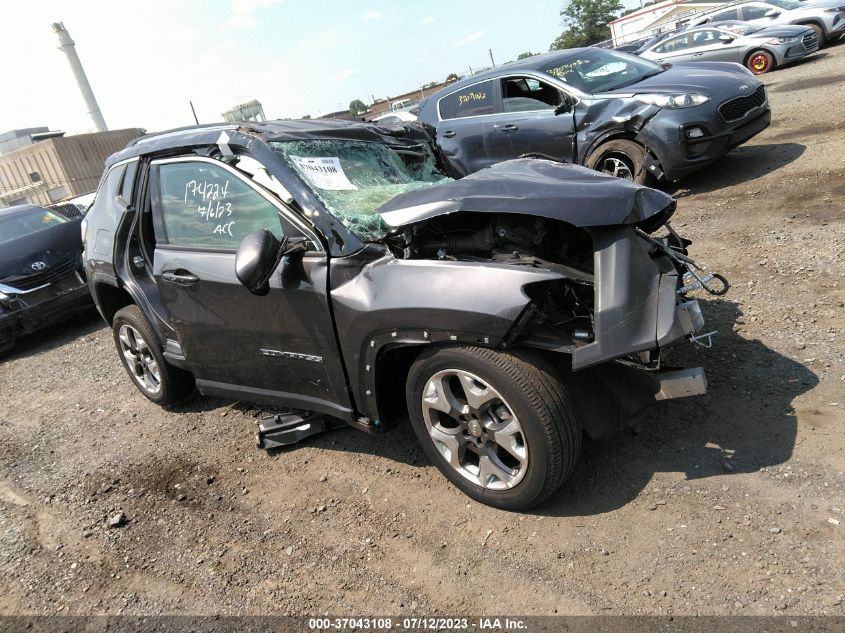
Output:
(749, 53), (769, 74)
(599, 155), (634, 180)
(420, 369), (528, 490)
(118, 324), (162, 395)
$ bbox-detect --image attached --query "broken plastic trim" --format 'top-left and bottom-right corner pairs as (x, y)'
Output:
(635, 227), (730, 296)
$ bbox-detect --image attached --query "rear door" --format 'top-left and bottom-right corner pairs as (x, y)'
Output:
(488, 75), (577, 163)
(148, 155), (351, 414)
(434, 79), (499, 175)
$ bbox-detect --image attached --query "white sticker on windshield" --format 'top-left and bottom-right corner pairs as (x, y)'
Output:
(289, 156), (357, 191)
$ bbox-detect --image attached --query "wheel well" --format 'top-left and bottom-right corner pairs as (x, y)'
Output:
(584, 132), (638, 164)
(373, 344), (429, 429)
(93, 283), (134, 325)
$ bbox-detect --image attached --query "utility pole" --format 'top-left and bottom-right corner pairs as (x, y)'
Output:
(189, 101), (199, 125)
(489, 48), (496, 68)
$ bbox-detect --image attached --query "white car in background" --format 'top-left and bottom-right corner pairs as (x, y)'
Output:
(372, 110), (418, 124)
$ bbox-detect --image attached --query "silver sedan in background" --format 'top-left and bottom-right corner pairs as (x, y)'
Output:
(639, 21), (819, 74)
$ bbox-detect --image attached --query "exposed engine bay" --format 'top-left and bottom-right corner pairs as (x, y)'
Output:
(385, 211), (728, 358)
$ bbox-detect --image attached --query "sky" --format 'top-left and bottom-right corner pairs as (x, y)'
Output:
(0, 0), (639, 135)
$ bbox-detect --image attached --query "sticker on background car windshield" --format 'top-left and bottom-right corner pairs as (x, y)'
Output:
(288, 156), (357, 191)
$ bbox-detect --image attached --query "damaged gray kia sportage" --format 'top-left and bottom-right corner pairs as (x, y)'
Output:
(83, 120), (729, 510)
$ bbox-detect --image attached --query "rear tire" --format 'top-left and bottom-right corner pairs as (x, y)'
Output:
(746, 50), (775, 75)
(406, 346), (581, 511)
(112, 305), (194, 406)
(585, 139), (654, 185)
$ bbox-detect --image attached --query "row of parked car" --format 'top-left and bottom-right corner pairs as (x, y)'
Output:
(1, 18), (811, 507)
(625, 0), (844, 73)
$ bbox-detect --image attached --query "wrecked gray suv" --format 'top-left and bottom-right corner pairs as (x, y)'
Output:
(84, 120), (728, 510)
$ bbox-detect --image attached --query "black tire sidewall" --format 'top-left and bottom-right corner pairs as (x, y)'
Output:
(112, 305), (189, 406)
(406, 347), (560, 510)
(585, 140), (651, 185)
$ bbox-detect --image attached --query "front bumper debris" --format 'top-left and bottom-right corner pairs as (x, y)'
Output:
(0, 278), (91, 338)
(655, 367), (708, 401)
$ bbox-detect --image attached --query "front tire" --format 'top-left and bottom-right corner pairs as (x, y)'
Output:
(406, 346), (580, 511)
(585, 139), (653, 185)
(112, 305), (194, 406)
(746, 50), (775, 75)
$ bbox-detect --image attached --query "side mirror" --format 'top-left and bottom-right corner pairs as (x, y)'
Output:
(235, 229), (285, 296)
(554, 94), (573, 115)
(764, 9), (780, 17)
(719, 33), (734, 43)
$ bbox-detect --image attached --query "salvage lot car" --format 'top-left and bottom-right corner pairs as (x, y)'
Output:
(0, 204), (91, 355)
(638, 21), (819, 74)
(418, 47), (771, 184)
(83, 120), (729, 510)
(691, 0), (845, 46)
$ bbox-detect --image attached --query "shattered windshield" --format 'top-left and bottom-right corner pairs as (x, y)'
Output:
(271, 139), (449, 242)
(542, 49), (663, 93)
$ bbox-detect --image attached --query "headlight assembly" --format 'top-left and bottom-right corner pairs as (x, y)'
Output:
(634, 93), (710, 108)
(766, 36), (798, 44)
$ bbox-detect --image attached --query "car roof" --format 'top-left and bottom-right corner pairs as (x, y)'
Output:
(105, 118), (429, 168)
(439, 49), (591, 89)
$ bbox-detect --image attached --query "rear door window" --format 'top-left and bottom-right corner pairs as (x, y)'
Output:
(153, 160), (298, 250)
(438, 80), (497, 119)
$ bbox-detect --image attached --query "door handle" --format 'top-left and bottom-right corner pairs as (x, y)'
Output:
(161, 270), (200, 286)
(500, 124), (519, 132)
(442, 130), (456, 138)
(693, 52), (704, 57)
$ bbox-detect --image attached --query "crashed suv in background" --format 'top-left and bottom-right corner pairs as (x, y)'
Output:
(83, 120), (728, 510)
(418, 47), (771, 184)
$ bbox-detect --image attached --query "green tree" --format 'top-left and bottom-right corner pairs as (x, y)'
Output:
(348, 99), (368, 116)
(550, 0), (623, 50)
(301, 114), (311, 119)
(445, 72), (459, 82)
(517, 51), (539, 60)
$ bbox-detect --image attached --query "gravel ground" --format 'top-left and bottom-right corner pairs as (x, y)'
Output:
(1, 44), (843, 617)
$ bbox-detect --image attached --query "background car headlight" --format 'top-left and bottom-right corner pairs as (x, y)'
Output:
(634, 93), (710, 108)
(766, 36), (798, 44)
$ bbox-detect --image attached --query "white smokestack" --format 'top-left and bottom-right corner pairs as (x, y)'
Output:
(52, 22), (107, 132)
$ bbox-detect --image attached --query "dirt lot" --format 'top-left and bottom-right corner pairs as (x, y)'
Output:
(1, 44), (844, 618)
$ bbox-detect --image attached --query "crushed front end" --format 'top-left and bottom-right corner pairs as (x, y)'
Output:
(377, 158), (729, 438)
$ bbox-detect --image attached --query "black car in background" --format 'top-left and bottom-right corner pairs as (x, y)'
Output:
(83, 121), (727, 510)
(0, 204), (91, 354)
(418, 47), (771, 184)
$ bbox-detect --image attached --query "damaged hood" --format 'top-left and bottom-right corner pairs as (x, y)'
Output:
(377, 159), (675, 229)
(609, 63), (761, 96)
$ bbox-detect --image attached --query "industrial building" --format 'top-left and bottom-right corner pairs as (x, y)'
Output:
(0, 128), (144, 208)
(609, 0), (724, 45)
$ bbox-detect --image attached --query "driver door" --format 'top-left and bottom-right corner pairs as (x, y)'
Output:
(489, 75), (577, 163)
(148, 155), (351, 414)
(649, 33), (694, 63)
